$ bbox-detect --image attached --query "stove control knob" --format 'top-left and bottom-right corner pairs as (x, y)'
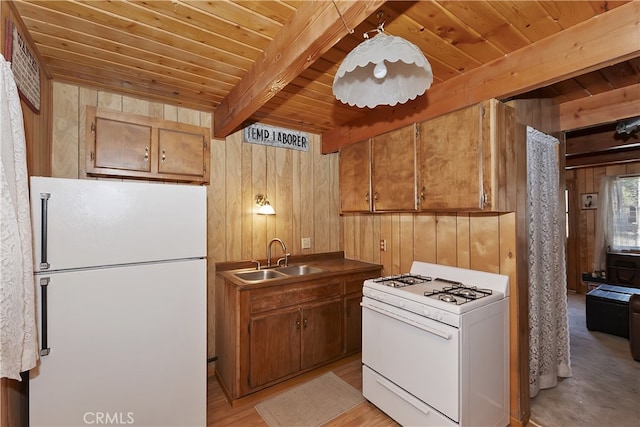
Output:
(435, 312), (443, 320)
(422, 308), (430, 317)
(398, 300), (405, 308)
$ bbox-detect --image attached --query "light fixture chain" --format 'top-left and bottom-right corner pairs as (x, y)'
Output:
(332, 0), (354, 35)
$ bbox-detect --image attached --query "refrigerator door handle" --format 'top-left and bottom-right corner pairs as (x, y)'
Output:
(39, 277), (51, 356)
(39, 193), (50, 270)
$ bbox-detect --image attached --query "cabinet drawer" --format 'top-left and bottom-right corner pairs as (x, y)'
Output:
(250, 280), (341, 314)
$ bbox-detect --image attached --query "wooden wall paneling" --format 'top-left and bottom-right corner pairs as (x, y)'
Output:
(97, 92), (122, 111)
(78, 87), (98, 179)
(513, 120), (530, 426)
(250, 144), (266, 260)
(455, 214), (471, 269)
(327, 145), (341, 252)
(565, 169), (579, 292)
(413, 214), (437, 263)
(498, 211), (522, 425)
(469, 214), (501, 273)
(313, 137), (338, 253)
(390, 214), (402, 274)
(627, 163), (640, 174)
(291, 148), (303, 255)
(122, 95), (151, 117)
(399, 214), (414, 273)
(52, 83), (79, 178)
(163, 104), (178, 122)
(225, 132), (243, 261)
(342, 215), (357, 260)
(275, 146), (293, 257)
(380, 214), (393, 275)
(363, 215), (381, 265)
(436, 213), (458, 266)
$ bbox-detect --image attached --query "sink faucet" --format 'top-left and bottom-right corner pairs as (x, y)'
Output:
(267, 238), (289, 267)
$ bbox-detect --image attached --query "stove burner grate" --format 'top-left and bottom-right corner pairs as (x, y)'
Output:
(424, 281), (493, 305)
(373, 274), (432, 288)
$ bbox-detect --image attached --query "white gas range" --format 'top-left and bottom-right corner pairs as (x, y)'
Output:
(361, 261), (509, 427)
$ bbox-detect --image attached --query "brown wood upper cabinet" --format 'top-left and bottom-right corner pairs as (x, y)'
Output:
(86, 107), (210, 184)
(339, 139), (371, 212)
(339, 124), (418, 213)
(418, 99), (516, 212)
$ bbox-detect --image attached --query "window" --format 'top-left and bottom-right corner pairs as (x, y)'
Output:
(610, 176), (640, 251)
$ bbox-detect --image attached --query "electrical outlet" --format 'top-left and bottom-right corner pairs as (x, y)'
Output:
(380, 239), (387, 251)
(301, 237), (311, 249)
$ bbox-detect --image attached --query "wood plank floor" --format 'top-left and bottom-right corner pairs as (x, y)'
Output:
(207, 355), (399, 426)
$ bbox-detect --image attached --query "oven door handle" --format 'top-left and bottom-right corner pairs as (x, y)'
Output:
(361, 302), (452, 340)
(375, 375), (432, 415)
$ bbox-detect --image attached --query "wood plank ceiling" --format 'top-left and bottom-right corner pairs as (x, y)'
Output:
(9, 1), (640, 165)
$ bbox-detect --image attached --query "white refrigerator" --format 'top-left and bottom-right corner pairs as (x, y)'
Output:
(28, 177), (207, 426)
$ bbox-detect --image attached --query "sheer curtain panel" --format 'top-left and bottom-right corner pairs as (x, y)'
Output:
(527, 126), (572, 398)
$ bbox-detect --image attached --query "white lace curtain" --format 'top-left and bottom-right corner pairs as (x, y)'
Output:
(593, 176), (615, 272)
(527, 126), (572, 398)
(0, 54), (38, 379)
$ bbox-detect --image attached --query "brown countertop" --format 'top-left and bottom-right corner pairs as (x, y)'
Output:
(216, 251), (382, 289)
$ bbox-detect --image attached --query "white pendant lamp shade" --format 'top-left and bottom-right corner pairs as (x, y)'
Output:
(333, 32), (433, 108)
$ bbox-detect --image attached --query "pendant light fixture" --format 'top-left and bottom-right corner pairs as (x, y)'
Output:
(332, 12), (433, 109)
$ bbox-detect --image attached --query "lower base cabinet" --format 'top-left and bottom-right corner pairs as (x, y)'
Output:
(215, 268), (380, 401)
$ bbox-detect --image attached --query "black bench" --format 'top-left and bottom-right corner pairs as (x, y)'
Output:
(586, 284), (640, 338)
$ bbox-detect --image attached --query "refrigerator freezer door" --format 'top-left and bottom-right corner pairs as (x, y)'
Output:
(29, 259), (206, 426)
(30, 177), (206, 272)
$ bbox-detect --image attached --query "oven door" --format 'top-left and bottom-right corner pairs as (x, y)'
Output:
(361, 296), (460, 423)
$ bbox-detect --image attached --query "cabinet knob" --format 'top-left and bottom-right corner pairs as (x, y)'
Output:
(303, 318), (308, 328)
(144, 146), (149, 162)
(161, 149), (166, 162)
(373, 192), (379, 201)
(295, 319), (300, 330)
(420, 186), (426, 200)
(365, 193), (370, 203)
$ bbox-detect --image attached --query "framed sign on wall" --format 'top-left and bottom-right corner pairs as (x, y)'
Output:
(581, 193), (598, 210)
(4, 18), (41, 113)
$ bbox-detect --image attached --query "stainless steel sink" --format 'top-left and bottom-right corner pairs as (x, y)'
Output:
(235, 269), (284, 281)
(276, 265), (325, 276)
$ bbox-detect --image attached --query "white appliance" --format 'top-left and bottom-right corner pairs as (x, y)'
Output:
(361, 261), (509, 427)
(28, 177), (207, 427)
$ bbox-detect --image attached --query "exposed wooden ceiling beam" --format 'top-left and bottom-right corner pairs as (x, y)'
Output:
(213, 0), (386, 138)
(566, 146), (640, 169)
(322, 1), (640, 153)
(567, 130), (639, 156)
(560, 84), (640, 131)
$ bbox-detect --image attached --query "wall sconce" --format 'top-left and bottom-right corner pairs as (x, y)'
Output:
(255, 194), (275, 215)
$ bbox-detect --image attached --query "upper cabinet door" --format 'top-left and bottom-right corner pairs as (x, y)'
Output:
(339, 139), (372, 213)
(418, 104), (485, 211)
(86, 107), (210, 184)
(372, 124), (418, 212)
(93, 116), (152, 173)
(158, 127), (208, 178)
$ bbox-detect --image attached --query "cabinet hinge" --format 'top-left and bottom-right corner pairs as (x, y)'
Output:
(415, 124), (420, 138)
(90, 122), (96, 134)
(247, 323), (251, 334)
(481, 192), (488, 208)
(90, 151), (95, 161)
(480, 105), (486, 118)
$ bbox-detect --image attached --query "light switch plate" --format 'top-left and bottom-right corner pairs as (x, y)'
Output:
(301, 237), (311, 249)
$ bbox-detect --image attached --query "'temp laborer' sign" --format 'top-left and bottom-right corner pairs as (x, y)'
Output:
(243, 123), (309, 152)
